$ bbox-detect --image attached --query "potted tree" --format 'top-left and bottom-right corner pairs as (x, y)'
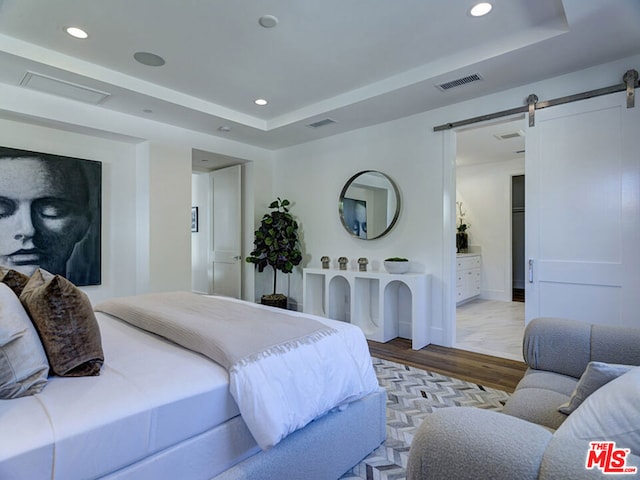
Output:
(246, 198), (302, 309)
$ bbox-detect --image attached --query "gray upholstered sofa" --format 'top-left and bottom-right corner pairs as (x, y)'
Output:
(407, 317), (640, 479)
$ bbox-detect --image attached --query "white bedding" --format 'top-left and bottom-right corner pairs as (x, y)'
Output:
(96, 294), (381, 449)
(228, 299), (380, 448)
(0, 298), (380, 479)
(0, 313), (252, 480)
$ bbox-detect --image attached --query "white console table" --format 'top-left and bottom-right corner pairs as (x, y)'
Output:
(302, 268), (430, 350)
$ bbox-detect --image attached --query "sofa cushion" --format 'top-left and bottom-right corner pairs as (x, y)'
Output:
(591, 324), (640, 367)
(523, 317), (592, 379)
(516, 369), (578, 397)
(558, 361), (633, 415)
(408, 407), (553, 480)
(502, 388), (570, 431)
(0, 283), (49, 399)
(555, 366), (640, 457)
(20, 269), (103, 377)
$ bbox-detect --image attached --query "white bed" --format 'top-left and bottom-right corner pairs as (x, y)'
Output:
(0, 295), (386, 480)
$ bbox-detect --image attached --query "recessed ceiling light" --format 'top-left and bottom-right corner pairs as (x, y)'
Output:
(66, 27), (88, 39)
(470, 2), (492, 17)
(133, 51), (166, 67)
(254, 98), (268, 106)
(258, 15), (279, 28)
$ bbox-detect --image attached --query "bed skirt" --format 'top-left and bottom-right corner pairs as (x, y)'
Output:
(102, 388), (386, 480)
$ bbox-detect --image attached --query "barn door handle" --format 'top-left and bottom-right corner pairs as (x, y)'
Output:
(528, 259), (534, 283)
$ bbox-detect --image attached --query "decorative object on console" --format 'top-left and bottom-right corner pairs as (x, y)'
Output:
(358, 257), (368, 272)
(246, 198), (303, 309)
(384, 257), (409, 274)
(456, 201), (469, 253)
(338, 257), (348, 270)
(321, 256), (330, 269)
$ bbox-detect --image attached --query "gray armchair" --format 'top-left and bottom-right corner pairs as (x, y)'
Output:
(407, 317), (640, 479)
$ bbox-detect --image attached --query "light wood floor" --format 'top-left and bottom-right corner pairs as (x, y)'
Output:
(368, 338), (527, 393)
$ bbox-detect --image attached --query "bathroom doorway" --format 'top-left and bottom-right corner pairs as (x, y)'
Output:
(454, 117), (526, 361)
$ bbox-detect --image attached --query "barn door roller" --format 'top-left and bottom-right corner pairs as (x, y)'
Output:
(434, 69), (639, 131)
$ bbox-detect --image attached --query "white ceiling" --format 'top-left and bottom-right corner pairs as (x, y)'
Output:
(0, 0), (638, 152)
(456, 116), (526, 167)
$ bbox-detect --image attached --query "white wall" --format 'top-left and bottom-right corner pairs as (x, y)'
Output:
(273, 54), (640, 346)
(457, 158), (525, 302)
(0, 117), (137, 304)
(0, 52), (636, 344)
(0, 81), (274, 304)
(146, 143), (193, 293)
(274, 114), (444, 328)
(191, 172), (210, 294)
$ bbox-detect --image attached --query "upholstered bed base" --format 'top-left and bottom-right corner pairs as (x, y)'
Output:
(102, 388), (386, 480)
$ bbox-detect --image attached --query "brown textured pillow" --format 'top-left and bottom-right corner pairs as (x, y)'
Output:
(0, 266), (30, 296)
(20, 269), (103, 377)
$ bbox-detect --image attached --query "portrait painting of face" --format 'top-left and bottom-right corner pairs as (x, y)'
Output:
(0, 147), (101, 286)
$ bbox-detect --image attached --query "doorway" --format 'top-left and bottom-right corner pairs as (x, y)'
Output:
(511, 175), (525, 302)
(453, 117), (526, 361)
(191, 150), (246, 299)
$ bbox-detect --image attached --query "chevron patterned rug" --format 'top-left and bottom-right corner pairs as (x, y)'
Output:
(341, 357), (511, 480)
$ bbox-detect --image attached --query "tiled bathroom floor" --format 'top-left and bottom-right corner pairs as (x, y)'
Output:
(456, 299), (525, 362)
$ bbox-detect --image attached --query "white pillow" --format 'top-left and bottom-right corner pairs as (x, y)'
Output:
(0, 283), (49, 398)
(555, 366), (640, 456)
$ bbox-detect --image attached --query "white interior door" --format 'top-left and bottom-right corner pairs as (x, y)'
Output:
(525, 93), (640, 326)
(211, 165), (242, 298)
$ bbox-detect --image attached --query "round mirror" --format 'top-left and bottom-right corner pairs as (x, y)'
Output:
(339, 170), (401, 240)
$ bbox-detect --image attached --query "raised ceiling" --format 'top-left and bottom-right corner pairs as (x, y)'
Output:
(0, 0), (638, 150)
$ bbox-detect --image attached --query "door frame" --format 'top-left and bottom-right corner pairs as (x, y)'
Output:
(442, 114), (526, 348)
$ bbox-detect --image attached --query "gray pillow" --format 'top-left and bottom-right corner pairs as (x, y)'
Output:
(0, 283), (49, 399)
(558, 361), (633, 415)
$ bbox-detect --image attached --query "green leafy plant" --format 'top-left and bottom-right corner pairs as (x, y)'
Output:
(246, 198), (302, 296)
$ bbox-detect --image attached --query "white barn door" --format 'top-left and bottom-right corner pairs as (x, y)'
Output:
(525, 93), (640, 327)
(210, 165), (242, 298)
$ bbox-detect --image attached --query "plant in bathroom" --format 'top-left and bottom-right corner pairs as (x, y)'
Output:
(456, 201), (469, 233)
(246, 198), (302, 309)
(456, 201), (469, 253)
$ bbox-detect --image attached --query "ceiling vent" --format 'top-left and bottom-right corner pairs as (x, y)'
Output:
(436, 73), (483, 91)
(493, 130), (525, 141)
(306, 118), (337, 129)
(20, 71), (111, 104)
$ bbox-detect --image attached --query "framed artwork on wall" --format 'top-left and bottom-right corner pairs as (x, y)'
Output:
(0, 146), (102, 286)
(191, 207), (198, 232)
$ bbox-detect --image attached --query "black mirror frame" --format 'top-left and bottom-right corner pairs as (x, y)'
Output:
(338, 170), (401, 240)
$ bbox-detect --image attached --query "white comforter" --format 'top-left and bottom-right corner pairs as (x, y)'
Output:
(96, 294), (380, 449)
